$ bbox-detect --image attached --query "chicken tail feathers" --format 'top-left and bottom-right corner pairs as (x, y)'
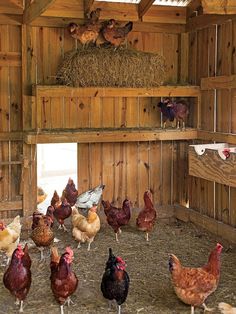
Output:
(168, 254), (181, 273)
(124, 21), (133, 34)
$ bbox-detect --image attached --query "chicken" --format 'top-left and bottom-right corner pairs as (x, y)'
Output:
(63, 178), (78, 206)
(51, 191), (72, 232)
(136, 191), (157, 241)
(72, 205), (100, 251)
(75, 184), (105, 211)
(102, 19), (133, 48)
(158, 98), (176, 129)
(101, 248), (130, 314)
(31, 205), (54, 230)
(101, 199), (131, 242)
(219, 303), (236, 314)
(68, 8), (102, 47)
(50, 246), (78, 314)
(159, 98), (189, 130)
(3, 243), (32, 313)
(31, 216), (54, 260)
(37, 186), (47, 204)
(0, 215), (21, 264)
(169, 243), (223, 314)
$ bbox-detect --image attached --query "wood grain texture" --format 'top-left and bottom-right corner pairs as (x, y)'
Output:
(189, 147), (236, 188)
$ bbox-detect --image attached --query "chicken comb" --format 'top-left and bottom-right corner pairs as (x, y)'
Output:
(65, 246), (74, 257)
(17, 243), (23, 251)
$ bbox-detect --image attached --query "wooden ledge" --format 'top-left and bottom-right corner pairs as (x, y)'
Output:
(24, 128), (198, 144)
(198, 130), (236, 145)
(33, 85), (201, 98)
(174, 205), (236, 244)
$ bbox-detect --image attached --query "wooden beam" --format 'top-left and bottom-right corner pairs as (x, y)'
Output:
(34, 85), (201, 98)
(138, 0), (155, 20)
(186, 14), (236, 31)
(0, 132), (23, 141)
(0, 14), (22, 25)
(198, 130), (236, 145)
(202, 0), (236, 14)
(30, 16), (185, 33)
(23, 0), (57, 24)
(174, 205), (236, 244)
(142, 5), (186, 24)
(201, 75), (236, 90)
(0, 52), (21, 67)
(24, 128), (198, 144)
(0, 201), (23, 211)
(84, 0), (95, 16)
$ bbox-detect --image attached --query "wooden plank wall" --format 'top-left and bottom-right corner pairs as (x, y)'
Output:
(26, 25), (190, 210)
(188, 19), (236, 228)
(0, 25), (23, 218)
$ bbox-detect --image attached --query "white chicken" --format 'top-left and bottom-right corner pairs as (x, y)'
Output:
(75, 184), (105, 210)
(219, 303), (236, 314)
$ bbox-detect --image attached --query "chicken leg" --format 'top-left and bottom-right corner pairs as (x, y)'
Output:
(115, 232), (119, 242)
(203, 303), (214, 312)
(60, 305), (64, 314)
(19, 300), (24, 313)
(191, 305), (194, 314)
(118, 304), (121, 314)
(146, 232), (149, 242)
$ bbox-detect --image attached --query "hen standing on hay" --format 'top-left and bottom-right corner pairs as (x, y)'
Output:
(102, 19), (133, 48)
(68, 8), (102, 48)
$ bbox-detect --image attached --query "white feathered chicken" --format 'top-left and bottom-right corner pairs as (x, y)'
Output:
(75, 184), (105, 211)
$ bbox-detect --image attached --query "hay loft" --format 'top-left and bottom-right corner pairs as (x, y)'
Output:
(57, 47), (166, 88)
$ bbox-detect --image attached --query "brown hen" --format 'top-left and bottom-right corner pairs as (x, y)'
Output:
(136, 191), (157, 241)
(102, 19), (133, 48)
(169, 243), (223, 314)
(31, 216), (54, 260)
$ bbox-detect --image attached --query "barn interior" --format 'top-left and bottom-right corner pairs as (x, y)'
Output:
(0, 0), (236, 313)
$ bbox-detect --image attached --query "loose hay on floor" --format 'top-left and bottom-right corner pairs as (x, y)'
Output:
(0, 219), (235, 314)
(57, 47), (166, 88)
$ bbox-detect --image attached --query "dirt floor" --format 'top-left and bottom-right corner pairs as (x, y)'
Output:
(0, 217), (235, 314)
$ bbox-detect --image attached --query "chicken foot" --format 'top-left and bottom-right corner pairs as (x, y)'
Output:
(58, 224), (68, 232)
(87, 238), (94, 251)
(65, 297), (75, 306)
(202, 303), (215, 312)
(15, 298), (20, 305)
(19, 300), (24, 313)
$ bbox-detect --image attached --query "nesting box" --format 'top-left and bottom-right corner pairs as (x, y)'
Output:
(189, 143), (236, 187)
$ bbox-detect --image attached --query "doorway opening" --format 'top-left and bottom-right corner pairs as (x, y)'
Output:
(37, 143), (77, 213)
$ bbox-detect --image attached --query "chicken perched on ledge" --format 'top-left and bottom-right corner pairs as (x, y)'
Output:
(169, 243), (223, 314)
(72, 205), (100, 251)
(102, 19), (133, 48)
(0, 215), (21, 265)
(68, 8), (102, 47)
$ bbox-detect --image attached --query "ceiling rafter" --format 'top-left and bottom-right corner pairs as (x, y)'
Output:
(138, 0), (155, 19)
(84, 0), (95, 17)
(23, 0), (57, 24)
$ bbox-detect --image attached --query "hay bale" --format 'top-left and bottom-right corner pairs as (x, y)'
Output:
(57, 47), (166, 88)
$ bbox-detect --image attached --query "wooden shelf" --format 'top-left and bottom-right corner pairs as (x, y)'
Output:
(33, 85), (201, 98)
(25, 128), (198, 144)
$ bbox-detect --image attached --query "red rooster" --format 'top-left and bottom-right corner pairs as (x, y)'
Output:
(101, 199), (132, 242)
(169, 243), (223, 314)
(50, 246), (78, 314)
(51, 191), (72, 232)
(165, 98), (189, 130)
(3, 243), (32, 313)
(101, 248), (130, 314)
(136, 191), (157, 241)
(63, 178), (78, 206)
